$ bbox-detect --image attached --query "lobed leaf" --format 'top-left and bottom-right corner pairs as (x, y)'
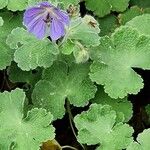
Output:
(127, 129), (150, 150)
(89, 26), (150, 98)
(0, 12), (22, 70)
(6, 27), (59, 71)
(0, 89), (55, 150)
(74, 104), (134, 150)
(92, 86), (133, 122)
(32, 61), (97, 119)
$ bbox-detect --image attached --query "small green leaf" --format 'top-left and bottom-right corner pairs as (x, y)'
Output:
(85, 0), (129, 17)
(90, 27), (150, 98)
(118, 6), (143, 25)
(60, 40), (75, 55)
(0, 89), (55, 150)
(98, 14), (118, 36)
(6, 27), (59, 71)
(126, 14), (150, 36)
(32, 61), (97, 119)
(74, 104), (134, 150)
(92, 86), (133, 122)
(127, 129), (150, 150)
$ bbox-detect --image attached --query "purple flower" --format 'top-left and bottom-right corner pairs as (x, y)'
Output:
(23, 2), (70, 41)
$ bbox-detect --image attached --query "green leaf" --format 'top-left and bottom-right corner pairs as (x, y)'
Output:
(85, 0), (129, 17)
(89, 26), (150, 98)
(127, 129), (150, 150)
(6, 27), (59, 71)
(126, 14), (150, 36)
(0, 12), (22, 70)
(74, 104), (134, 150)
(32, 61), (97, 119)
(28, 0), (79, 8)
(98, 14), (118, 36)
(92, 86), (133, 122)
(28, 0), (54, 6)
(60, 40), (75, 55)
(7, 62), (42, 85)
(0, 89), (55, 150)
(0, 0), (27, 11)
(7, 0), (28, 11)
(60, 0), (79, 8)
(130, 0), (150, 8)
(0, 0), (8, 9)
(118, 6), (143, 25)
(0, 17), (3, 26)
(67, 15), (100, 47)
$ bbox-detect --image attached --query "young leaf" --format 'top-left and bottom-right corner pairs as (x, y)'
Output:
(90, 26), (150, 98)
(85, 0), (129, 17)
(32, 61), (97, 119)
(127, 128), (150, 150)
(0, 89), (55, 150)
(6, 27), (59, 71)
(126, 14), (150, 36)
(92, 86), (133, 122)
(74, 104), (134, 150)
(0, 12), (22, 70)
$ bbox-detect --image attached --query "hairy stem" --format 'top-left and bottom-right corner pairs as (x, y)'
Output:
(62, 145), (78, 150)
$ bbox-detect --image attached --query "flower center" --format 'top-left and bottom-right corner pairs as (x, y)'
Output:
(45, 7), (58, 19)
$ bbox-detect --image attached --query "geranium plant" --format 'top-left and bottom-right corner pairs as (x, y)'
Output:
(0, 0), (150, 150)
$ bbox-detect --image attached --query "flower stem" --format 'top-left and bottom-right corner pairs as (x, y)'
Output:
(66, 100), (86, 150)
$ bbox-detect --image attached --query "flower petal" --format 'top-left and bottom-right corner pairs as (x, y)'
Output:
(55, 9), (70, 25)
(23, 7), (44, 25)
(39, 1), (52, 7)
(50, 19), (65, 41)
